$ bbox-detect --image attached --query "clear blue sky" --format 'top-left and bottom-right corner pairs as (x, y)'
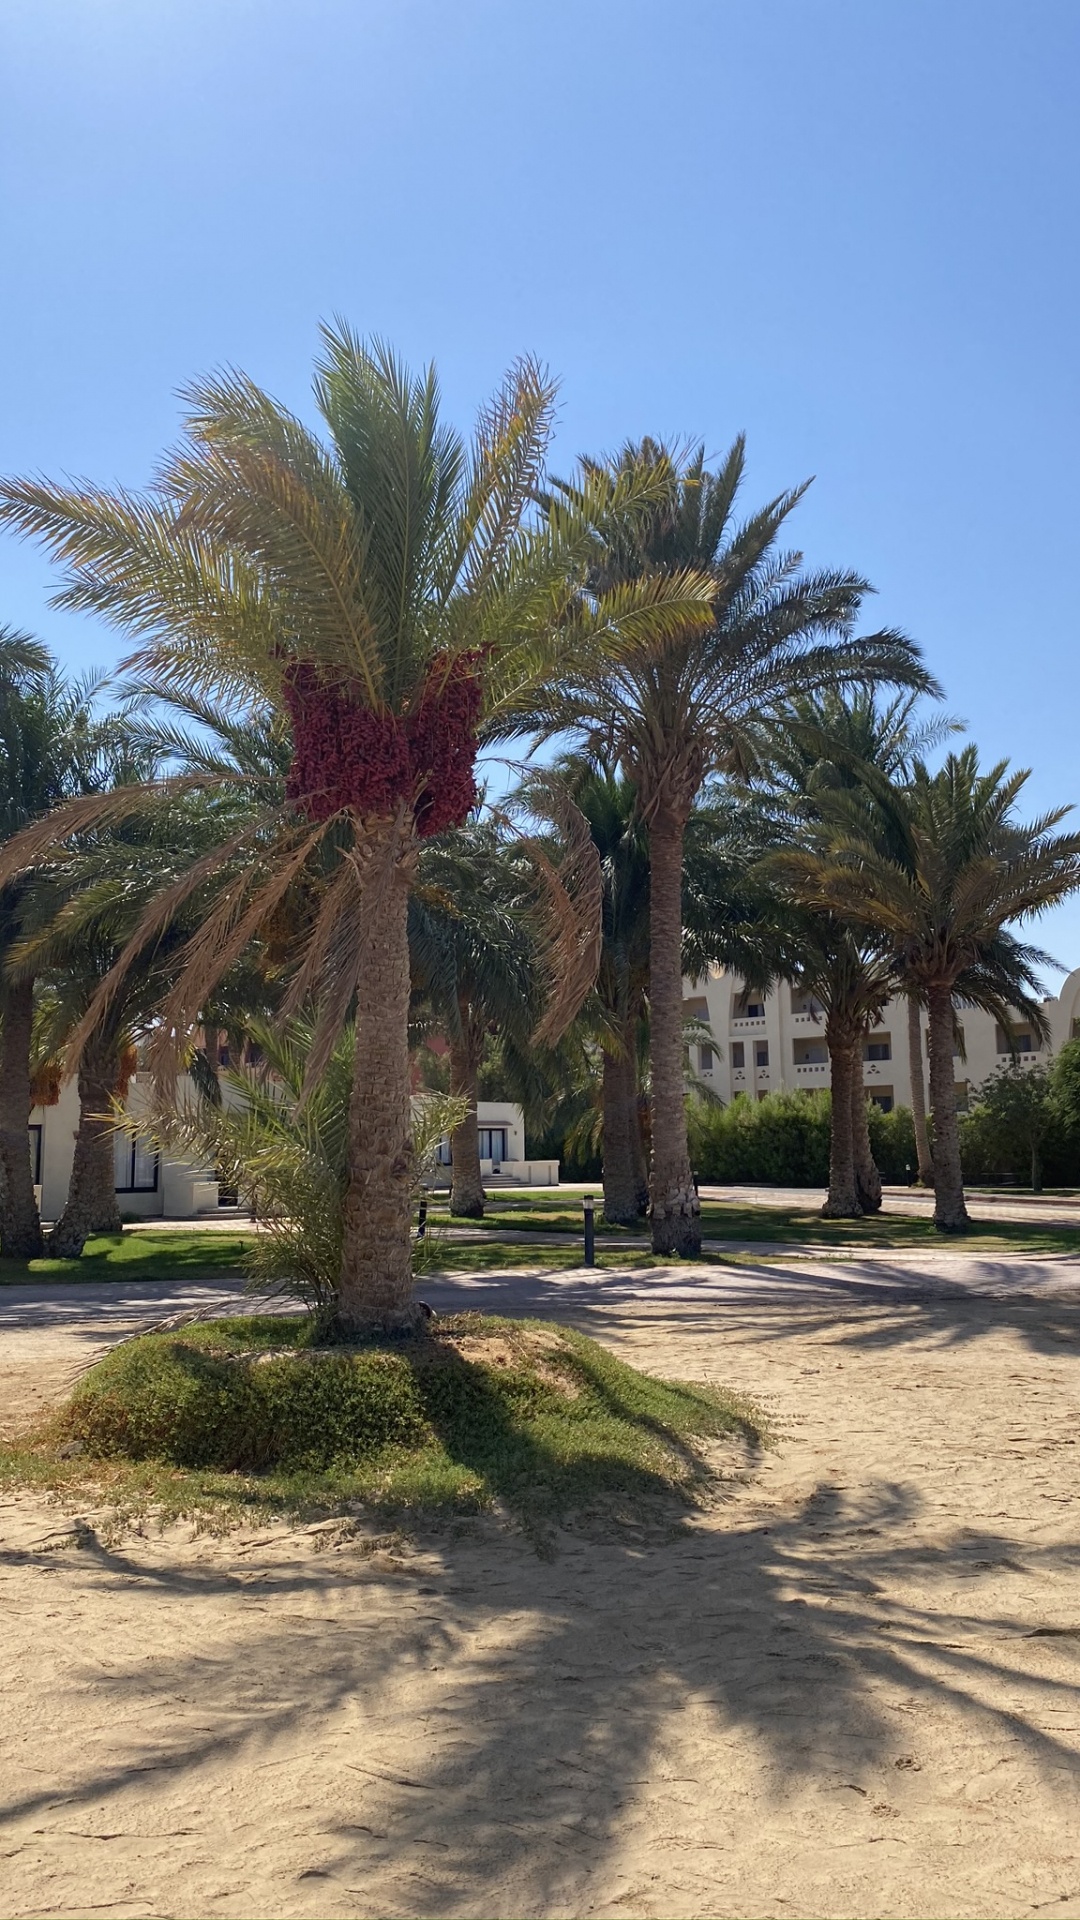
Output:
(3, 0), (1078, 988)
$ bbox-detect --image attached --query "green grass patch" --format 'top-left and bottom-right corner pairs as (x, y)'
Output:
(431, 1192), (1080, 1256)
(0, 1229), (252, 1287)
(5, 1312), (762, 1533)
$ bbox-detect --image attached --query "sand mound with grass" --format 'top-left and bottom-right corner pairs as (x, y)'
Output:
(45, 1311), (759, 1520)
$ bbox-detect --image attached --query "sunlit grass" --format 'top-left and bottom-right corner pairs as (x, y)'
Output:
(0, 1229), (252, 1287)
(2, 1312), (764, 1536)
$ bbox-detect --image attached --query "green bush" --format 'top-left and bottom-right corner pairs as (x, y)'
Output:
(51, 1314), (759, 1515)
(687, 1088), (918, 1188)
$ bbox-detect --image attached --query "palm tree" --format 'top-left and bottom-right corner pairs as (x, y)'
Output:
(521, 760), (651, 1224)
(791, 748), (1080, 1231)
(0, 639), (126, 1257)
(539, 442), (934, 1252)
(410, 823), (539, 1218)
(0, 331), (714, 1328)
(760, 690), (957, 1216)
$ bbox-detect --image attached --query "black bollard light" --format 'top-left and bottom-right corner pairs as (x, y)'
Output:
(583, 1192), (596, 1267)
(417, 1195), (428, 1240)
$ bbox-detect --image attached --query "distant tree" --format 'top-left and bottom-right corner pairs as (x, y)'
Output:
(792, 749), (1080, 1231)
(538, 438), (931, 1255)
(1051, 1040), (1080, 1153)
(968, 1060), (1056, 1193)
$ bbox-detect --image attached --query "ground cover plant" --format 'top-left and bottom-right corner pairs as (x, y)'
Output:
(430, 1189), (1080, 1255)
(0, 1227), (252, 1286)
(8, 1311), (761, 1534)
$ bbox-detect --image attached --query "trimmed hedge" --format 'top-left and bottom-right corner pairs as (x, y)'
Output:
(688, 1088), (917, 1187)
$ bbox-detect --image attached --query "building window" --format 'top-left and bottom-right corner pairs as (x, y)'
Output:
(734, 988), (766, 1020)
(114, 1131), (160, 1193)
(698, 1044), (716, 1073)
(730, 1041), (745, 1069)
(995, 1024), (1035, 1055)
(864, 1039), (892, 1062)
(794, 1040), (828, 1065)
(868, 1090), (894, 1113)
(790, 990), (823, 1017)
(755, 1040), (769, 1069)
(478, 1128), (508, 1164)
(954, 1081), (970, 1111)
(28, 1124), (42, 1185)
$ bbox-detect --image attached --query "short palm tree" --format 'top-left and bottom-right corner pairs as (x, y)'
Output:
(522, 759), (651, 1225)
(0, 639), (130, 1256)
(790, 748), (1080, 1231)
(760, 690), (958, 1216)
(538, 440), (934, 1253)
(0, 331), (714, 1327)
(409, 823), (539, 1217)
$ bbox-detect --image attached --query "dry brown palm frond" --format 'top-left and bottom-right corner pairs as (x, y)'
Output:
(57, 811), (287, 1074)
(143, 818), (337, 1087)
(0, 774), (217, 890)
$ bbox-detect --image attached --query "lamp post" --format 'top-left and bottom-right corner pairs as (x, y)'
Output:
(582, 1192), (595, 1267)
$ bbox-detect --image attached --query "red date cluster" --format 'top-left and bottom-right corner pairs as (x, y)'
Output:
(282, 651), (484, 836)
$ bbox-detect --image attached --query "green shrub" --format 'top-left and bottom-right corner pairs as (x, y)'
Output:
(51, 1314), (761, 1516)
(687, 1088), (919, 1188)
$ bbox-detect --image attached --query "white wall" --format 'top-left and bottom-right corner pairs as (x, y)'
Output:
(685, 965), (1079, 1113)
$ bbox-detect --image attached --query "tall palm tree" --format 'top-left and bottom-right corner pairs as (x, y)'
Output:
(522, 760), (651, 1225)
(760, 690), (957, 1216)
(410, 823), (539, 1218)
(0, 639), (127, 1257)
(538, 440), (934, 1253)
(0, 332), (714, 1328)
(790, 748), (1080, 1231)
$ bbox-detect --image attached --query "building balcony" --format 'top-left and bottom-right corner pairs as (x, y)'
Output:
(795, 1062), (829, 1078)
(731, 1015), (767, 1030)
(791, 1011), (825, 1027)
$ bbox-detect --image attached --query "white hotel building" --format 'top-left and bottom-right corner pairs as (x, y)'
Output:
(683, 966), (1080, 1113)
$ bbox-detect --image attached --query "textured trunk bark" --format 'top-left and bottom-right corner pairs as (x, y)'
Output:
(338, 825), (420, 1333)
(1031, 1141), (1042, 1194)
(601, 1041), (638, 1226)
(449, 1022), (485, 1219)
(823, 1019), (861, 1217)
(631, 1090), (650, 1218)
(647, 808), (700, 1256)
(907, 994), (934, 1185)
(927, 982), (970, 1233)
(0, 976), (45, 1258)
(851, 1071), (883, 1213)
(49, 1040), (124, 1259)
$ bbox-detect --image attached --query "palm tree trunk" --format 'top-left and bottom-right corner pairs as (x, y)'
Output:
(907, 994), (934, 1185)
(647, 807), (701, 1256)
(1031, 1138), (1042, 1194)
(449, 1018), (485, 1219)
(0, 975), (45, 1258)
(601, 1039), (638, 1226)
(50, 1039), (124, 1259)
(927, 982), (970, 1233)
(852, 1072), (883, 1213)
(823, 1018), (861, 1217)
(338, 826), (420, 1334)
(627, 1003), (649, 1216)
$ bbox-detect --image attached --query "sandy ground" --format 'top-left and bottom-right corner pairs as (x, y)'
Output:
(2, 1263), (1080, 1919)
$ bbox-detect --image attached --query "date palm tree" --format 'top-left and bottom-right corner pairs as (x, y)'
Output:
(538, 440), (934, 1253)
(760, 689), (957, 1216)
(788, 748), (1080, 1231)
(0, 640), (129, 1256)
(0, 331), (714, 1328)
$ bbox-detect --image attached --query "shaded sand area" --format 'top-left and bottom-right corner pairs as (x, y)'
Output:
(2, 1268), (1080, 1918)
